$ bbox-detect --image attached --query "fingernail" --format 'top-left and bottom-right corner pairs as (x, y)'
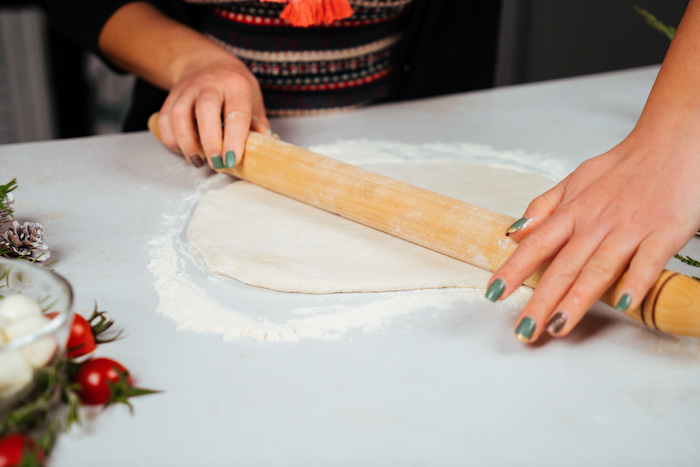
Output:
(188, 154), (204, 168)
(211, 154), (224, 170)
(271, 132), (281, 139)
(546, 312), (567, 335)
(515, 317), (536, 343)
(615, 294), (631, 312)
(506, 217), (527, 236)
(225, 150), (236, 168)
(485, 279), (505, 302)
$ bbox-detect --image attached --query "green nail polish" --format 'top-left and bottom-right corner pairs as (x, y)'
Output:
(485, 279), (505, 302)
(225, 150), (236, 168)
(515, 317), (536, 343)
(615, 294), (631, 312)
(506, 217), (527, 236)
(212, 155), (224, 170)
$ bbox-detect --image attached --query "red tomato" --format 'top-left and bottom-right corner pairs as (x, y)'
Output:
(64, 314), (97, 358)
(47, 312), (97, 358)
(0, 434), (44, 467)
(73, 357), (133, 406)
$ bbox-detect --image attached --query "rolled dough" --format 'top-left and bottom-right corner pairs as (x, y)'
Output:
(187, 161), (556, 293)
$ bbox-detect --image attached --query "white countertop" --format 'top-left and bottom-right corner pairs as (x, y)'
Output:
(3, 65), (700, 467)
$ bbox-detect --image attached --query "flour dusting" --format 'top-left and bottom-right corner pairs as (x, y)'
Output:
(147, 140), (567, 342)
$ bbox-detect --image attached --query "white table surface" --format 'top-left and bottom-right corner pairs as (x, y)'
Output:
(3, 65), (700, 467)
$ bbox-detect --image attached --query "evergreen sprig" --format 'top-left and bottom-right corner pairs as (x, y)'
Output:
(675, 254), (700, 268)
(674, 254), (700, 281)
(0, 178), (17, 217)
(634, 5), (676, 41)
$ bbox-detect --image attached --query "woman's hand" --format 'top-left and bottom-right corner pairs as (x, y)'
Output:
(99, 2), (271, 170)
(486, 0), (700, 343)
(157, 58), (270, 170)
(486, 135), (700, 343)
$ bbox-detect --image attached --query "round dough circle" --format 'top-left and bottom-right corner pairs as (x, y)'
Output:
(188, 161), (556, 293)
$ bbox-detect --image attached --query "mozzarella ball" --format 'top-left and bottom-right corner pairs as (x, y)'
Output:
(2, 314), (57, 368)
(0, 294), (43, 322)
(0, 350), (33, 399)
(2, 314), (50, 341)
(21, 335), (58, 368)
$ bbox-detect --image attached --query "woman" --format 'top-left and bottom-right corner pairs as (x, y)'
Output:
(43, 0), (700, 343)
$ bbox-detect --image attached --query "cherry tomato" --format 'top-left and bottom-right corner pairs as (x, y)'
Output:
(73, 357), (133, 406)
(64, 314), (97, 358)
(46, 312), (96, 358)
(0, 434), (44, 467)
(48, 306), (120, 358)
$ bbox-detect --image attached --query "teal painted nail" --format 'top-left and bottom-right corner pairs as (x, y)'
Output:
(485, 279), (505, 302)
(615, 294), (631, 312)
(211, 155), (224, 170)
(225, 150), (236, 168)
(506, 217), (527, 236)
(515, 317), (536, 343)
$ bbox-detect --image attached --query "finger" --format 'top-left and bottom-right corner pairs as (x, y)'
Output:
(541, 230), (638, 339)
(221, 107), (252, 169)
(511, 227), (608, 343)
(611, 230), (687, 313)
(194, 92), (225, 170)
(486, 210), (575, 302)
(250, 100), (273, 136)
(156, 103), (180, 154)
(506, 178), (568, 241)
(160, 102), (204, 168)
(170, 96), (207, 168)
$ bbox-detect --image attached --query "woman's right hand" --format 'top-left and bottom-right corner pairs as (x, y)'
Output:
(99, 2), (271, 170)
(157, 57), (271, 170)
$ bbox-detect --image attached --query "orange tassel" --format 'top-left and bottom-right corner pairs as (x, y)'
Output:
(260, 0), (354, 27)
(320, 0), (354, 24)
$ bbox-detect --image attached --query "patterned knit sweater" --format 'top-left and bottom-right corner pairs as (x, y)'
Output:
(185, 0), (416, 115)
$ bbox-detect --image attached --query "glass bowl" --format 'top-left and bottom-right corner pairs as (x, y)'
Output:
(0, 257), (74, 439)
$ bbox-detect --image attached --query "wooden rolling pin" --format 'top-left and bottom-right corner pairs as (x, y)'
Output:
(148, 114), (700, 337)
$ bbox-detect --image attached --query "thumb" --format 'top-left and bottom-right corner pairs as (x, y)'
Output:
(506, 177), (568, 242)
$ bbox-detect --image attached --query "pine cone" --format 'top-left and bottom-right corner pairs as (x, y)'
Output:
(0, 220), (50, 261)
(0, 192), (14, 228)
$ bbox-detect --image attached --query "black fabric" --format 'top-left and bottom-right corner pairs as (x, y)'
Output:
(40, 0), (131, 58)
(389, 0), (502, 101)
(41, 0), (502, 133)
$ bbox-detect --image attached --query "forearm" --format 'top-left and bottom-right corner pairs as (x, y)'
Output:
(633, 0), (700, 141)
(98, 2), (235, 90)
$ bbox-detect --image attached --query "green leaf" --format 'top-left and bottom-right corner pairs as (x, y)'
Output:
(675, 254), (700, 268)
(634, 5), (676, 40)
(0, 178), (17, 217)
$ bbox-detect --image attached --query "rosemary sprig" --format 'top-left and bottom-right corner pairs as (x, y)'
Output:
(675, 254), (700, 268)
(634, 5), (676, 41)
(674, 254), (700, 281)
(0, 178), (17, 217)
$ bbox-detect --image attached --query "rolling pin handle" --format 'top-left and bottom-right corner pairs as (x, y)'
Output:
(604, 270), (700, 337)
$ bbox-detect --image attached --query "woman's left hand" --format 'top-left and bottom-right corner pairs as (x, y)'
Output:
(485, 130), (700, 343)
(486, 0), (700, 343)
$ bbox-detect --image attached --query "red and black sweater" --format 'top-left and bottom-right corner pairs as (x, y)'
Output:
(41, 0), (501, 130)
